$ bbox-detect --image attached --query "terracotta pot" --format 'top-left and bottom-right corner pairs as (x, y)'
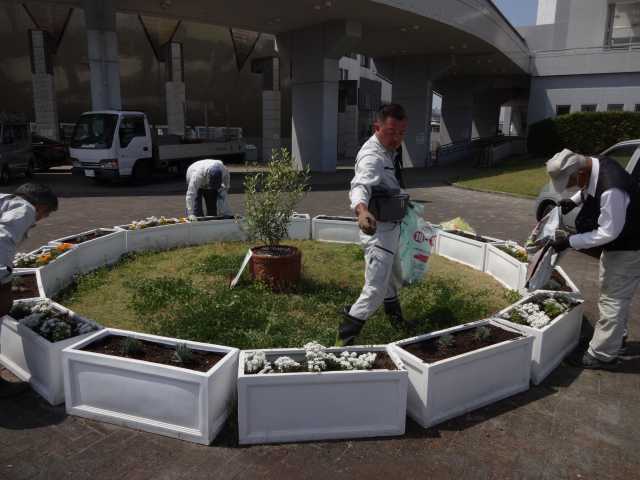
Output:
(250, 245), (301, 291)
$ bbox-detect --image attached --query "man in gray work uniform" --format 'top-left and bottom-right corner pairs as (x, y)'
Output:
(548, 149), (640, 369)
(337, 104), (412, 346)
(0, 183), (58, 395)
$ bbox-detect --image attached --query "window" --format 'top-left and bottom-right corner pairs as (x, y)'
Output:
(339, 68), (349, 81)
(118, 116), (146, 148)
(603, 144), (638, 169)
(556, 105), (571, 116)
(606, 2), (640, 47)
(71, 114), (118, 149)
(635, 103), (640, 112)
(360, 55), (370, 68)
(581, 104), (597, 112)
(607, 104), (624, 112)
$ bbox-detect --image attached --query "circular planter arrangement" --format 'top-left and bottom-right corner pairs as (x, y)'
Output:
(0, 217), (584, 446)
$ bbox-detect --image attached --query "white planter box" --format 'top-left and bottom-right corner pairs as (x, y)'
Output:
(63, 329), (238, 445)
(484, 244), (528, 292)
(14, 247), (78, 297)
(49, 228), (126, 274)
(116, 222), (192, 253)
(536, 266), (582, 299)
(0, 299), (100, 405)
(495, 293), (585, 385)
(287, 213), (311, 240)
(237, 346), (407, 445)
(391, 319), (532, 429)
(312, 215), (360, 244)
(10, 270), (44, 300)
(189, 217), (246, 245)
(436, 230), (501, 271)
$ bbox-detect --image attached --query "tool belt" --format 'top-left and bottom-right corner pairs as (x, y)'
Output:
(368, 188), (410, 222)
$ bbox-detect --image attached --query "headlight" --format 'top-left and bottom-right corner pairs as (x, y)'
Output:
(100, 159), (118, 169)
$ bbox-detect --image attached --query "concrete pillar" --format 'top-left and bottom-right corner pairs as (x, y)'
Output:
(440, 89), (473, 145)
(391, 57), (433, 168)
(289, 22), (361, 171)
(83, 0), (121, 111)
(472, 92), (502, 138)
(252, 56), (281, 161)
(29, 30), (59, 140)
(165, 42), (185, 136)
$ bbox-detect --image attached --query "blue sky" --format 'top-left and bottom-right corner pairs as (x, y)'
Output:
(493, 0), (538, 26)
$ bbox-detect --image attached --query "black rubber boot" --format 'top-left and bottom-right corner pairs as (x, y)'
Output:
(384, 298), (405, 330)
(336, 306), (365, 347)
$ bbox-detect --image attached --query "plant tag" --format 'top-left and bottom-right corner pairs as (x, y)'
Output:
(230, 249), (253, 289)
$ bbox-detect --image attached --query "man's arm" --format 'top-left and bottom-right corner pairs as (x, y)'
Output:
(0, 202), (37, 282)
(569, 188), (629, 250)
(350, 153), (383, 234)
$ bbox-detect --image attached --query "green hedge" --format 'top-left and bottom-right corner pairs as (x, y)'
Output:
(527, 112), (640, 156)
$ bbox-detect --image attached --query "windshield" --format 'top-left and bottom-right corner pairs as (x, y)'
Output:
(71, 114), (118, 149)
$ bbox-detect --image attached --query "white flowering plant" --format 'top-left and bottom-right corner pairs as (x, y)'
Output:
(126, 216), (188, 230)
(244, 341), (380, 375)
(502, 293), (577, 329)
(497, 241), (529, 263)
(9, 300), (99, 343)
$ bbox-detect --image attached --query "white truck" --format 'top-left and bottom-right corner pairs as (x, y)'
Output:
(69, 110), (245, 181)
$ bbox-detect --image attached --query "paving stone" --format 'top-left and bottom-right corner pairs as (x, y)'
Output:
(1, 168), (637, 478)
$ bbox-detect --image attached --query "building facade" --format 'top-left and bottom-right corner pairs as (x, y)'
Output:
(521, 0), (640, 125)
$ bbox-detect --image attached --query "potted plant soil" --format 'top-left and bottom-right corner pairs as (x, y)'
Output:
(495, 291), (584, 385)
(243, 148), (309, 291)
(0, 298), (100, 405)
(238, 341), (407, 444)
(391, 319), (532, 428)
(62, 328), (238, 445)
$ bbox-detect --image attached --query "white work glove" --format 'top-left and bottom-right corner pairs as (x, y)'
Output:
(187, 214), (198, 222)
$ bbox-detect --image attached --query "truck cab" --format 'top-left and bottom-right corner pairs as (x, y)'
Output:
(70, 111), (153, 181)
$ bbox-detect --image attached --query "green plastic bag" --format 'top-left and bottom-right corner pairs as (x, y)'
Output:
(399, 202), (437, 285)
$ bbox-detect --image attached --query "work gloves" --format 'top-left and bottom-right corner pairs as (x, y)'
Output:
(358, 210), (377, 235)
(187, 214), (198, 222)
(559, 199), (577, 215)
(551, 236), (571, 252)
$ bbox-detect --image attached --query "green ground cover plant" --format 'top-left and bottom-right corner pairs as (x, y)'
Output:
(451, 155), (549, 198)
(57, 241), (515, 349)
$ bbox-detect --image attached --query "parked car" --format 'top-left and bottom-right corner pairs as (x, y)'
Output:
(535, 140), (640, 231)
(32, 134), (69, 171)
(0, 121), (34, 185)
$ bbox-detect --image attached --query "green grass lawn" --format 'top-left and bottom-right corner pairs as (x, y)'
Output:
(57, 240), (516, 349)
(451, 156), (549, 198)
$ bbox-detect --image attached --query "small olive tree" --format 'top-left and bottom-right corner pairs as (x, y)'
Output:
(244, 148), (310, 246)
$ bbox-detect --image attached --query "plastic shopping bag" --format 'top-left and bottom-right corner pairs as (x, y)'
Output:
(525, 206), (563, 255)
(399, 202), (438, 285)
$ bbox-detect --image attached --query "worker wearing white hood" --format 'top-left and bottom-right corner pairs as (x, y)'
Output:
(185, 159), (232, 218)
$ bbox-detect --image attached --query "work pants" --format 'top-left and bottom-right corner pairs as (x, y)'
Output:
(349, 222), (402, 321)
(588, 250), (640, 361)
(193, 189), (218, 217)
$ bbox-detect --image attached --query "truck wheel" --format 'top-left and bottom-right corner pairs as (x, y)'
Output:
(132, 159), (153, 184)
(0, 167), (10, 185)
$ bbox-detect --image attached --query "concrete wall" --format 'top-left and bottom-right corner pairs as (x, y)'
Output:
(528, 73), (640, 124)
(0, 3), (273, 137)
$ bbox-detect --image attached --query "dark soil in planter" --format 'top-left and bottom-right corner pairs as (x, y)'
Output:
(543, 270), (572, 292)
(64, 229), (112, 244)
(317, 216), (356, 222)
(401, 325), (521, 363)
(82, 335), (225, 372)
(11, 274), (39, 299)
(446, 230), (492, 243)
